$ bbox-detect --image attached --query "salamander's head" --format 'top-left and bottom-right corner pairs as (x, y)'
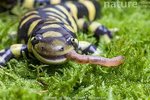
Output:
(31, 32), (78, 64)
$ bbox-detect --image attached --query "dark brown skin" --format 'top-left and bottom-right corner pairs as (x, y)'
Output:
(66, 50), (124, 67)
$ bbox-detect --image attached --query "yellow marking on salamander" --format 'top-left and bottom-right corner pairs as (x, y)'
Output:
(10, 44), (23, 57)
(0, 49), (5, 53)
(43, 8), (66, 18)
(32, 47), (67, 64)
(25, 11), (38, 17)
(64, 24), (75, 33)
(65, 2), (78, 20)
(28, 19), (41, 36)
(27, 40), (32, 53)
(50, 0), (61, 5)
(46, 16), (62, 23)
(80, 0), (96, 21)
(89, 22), (101, 33)
(46, 12), (69, 25)
(42, 31), (63, 38)
(41, 24), (61, 29)
(56, 5), (78, 33)
(20, 15), (40, 28)
(42, 22), (75, 33)
(77, 19), (85, 30)
(23, 0), (34, 8)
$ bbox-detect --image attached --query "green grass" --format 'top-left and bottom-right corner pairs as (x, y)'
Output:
(0, 1), (150, 99)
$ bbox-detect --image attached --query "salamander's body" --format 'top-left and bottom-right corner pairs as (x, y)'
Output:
(0, 0), (124, 67)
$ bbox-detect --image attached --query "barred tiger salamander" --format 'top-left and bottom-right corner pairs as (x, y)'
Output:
(0, 0), (124, 67)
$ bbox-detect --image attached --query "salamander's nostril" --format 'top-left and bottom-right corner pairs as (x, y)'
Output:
(41, 46), (45, 51)
(60, 47), (64, 51)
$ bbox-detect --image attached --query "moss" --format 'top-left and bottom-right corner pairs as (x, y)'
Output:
(0, 0), (150, 99)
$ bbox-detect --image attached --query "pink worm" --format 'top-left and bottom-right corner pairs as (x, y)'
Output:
(66, 50), (124, 67)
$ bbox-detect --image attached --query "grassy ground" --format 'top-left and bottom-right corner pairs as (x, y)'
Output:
(0, 0), (150, 99)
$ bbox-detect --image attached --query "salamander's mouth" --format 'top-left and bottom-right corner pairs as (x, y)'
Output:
(32, 47), (67, 64)
(41, 54), (66, 60)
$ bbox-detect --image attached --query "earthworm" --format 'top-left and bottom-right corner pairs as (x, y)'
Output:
(66, 50), (124, 67)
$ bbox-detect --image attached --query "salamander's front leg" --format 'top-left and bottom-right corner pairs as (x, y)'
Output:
(0, 44), (28, 66)
(78, 41), (101, 55)
(77, 18), (118, 42)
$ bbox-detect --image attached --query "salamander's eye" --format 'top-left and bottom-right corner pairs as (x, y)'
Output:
(59, 47), (64, 51)
(31, 35), (42, 45)
(70, 38), (76, 43)
(70, 38), (74, 42)
(31, 37), (39, 45)
(70, 37), (78, 48)
(31, 37), (37, 41)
